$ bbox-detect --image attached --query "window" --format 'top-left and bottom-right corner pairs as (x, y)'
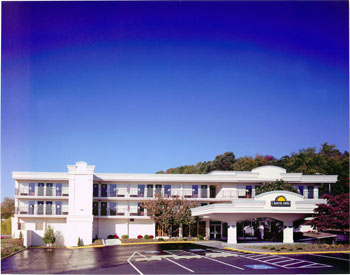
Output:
(138, 185), (145, 197)
(110, 184), (117, 197)
(171, 185), (180, 197)
(192, 185), (199, 198)
(201, 185), (208, 198)
(46, 202), (53, 215)
(147, 185), (153, 198)
(155, 185), (162, 196)
(28, 201), (35, 215)
(308, 186), (314, 199)
(56, 202), (62, 215)
(129, 202), (138, 215)
(101, 184), (107, 197)
(93, 184), (99, 197)
(298, 186), (304, 196)
(56, 184), (62, 196)
(36, 222), (43, 230)
(29, 183), (35, 196)
(93, 202), (98, 216)
(37, 201), (44, 215)
(38, 183), (44, 196)
(246, 186), (252, 198)
(101, 202), (107, 216)
(164, 185), (171, 198)
(46, 183), (53, 196)
(109, 202), (117, 216)
(138, 202), (144, 216)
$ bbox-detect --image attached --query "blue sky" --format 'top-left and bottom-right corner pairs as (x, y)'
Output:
(1, 1), (349, 199)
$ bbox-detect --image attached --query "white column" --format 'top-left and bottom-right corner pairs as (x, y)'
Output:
(66, 161), (95, 247)
(227, 220), (237, 244)
(283, 220), (294, 243)
(179, 224), (183, 238)
(205, 219), (210, 239)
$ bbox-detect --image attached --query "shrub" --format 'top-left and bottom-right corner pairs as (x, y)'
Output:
(107, 235), (114, 239)
(158, 238), (165, 241)
(197, 235), (204, 241)
(137, 235), (143, 239)
(144, 234), (150, 239)
(42, 225), (56, 246)
(183, 238), (187, 241)
(122, 235), (129, 240)
(77, 237), (82, 247)
(19, 231), (23, 240)
(270, 247), (275, 250)
(149, 235), (154, 239)
(113, 235), (119, 239)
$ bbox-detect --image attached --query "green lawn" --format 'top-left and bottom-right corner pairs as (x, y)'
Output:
(1, 239), (25, 259)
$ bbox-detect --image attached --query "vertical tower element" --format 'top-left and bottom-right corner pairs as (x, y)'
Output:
(66, 161), (95, 246)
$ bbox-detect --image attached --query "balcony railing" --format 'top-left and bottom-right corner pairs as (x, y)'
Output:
(16, 205), (69, 215)
(16, 186), (69, 197)
(93, 207), (146, 217)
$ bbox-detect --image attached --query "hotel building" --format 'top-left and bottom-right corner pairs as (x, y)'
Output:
(11, 161), (337, 247)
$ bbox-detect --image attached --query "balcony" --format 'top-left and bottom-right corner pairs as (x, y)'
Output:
(15, 205), (69, 216)
(93, 206), (147, 218)
(15, 186), (69, 197)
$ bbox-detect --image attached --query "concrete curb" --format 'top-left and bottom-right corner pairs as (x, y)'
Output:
(224, 247), (350, 255)
(121, 241), (195, 246)
(1, 247), (26, 261)
(67, 244), (105, 249)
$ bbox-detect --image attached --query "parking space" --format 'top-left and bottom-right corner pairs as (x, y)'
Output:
(2, 243), (350, 274)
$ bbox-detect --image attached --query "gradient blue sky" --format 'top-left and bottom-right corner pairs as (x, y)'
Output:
(2, 1), (349, 199)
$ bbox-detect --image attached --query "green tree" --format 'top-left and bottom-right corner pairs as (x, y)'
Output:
(1, 197), (15, 219)
(42, 225), (56, 246)
(255, 180), (299, 195)
(1, 217), (12, 235)
(205, 152), (236, 173)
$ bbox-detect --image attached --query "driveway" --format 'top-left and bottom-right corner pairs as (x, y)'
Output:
(2, 243), (350, 274)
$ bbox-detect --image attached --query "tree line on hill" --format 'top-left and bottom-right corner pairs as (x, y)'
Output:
(156, 143), (349, 195)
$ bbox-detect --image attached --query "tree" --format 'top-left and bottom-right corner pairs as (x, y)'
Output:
(309, 193), (349, 232)
(1, 218), (12, 235)
(142, 194), (196, 237)
(155, 143), (349, 196)
(42, 225), (56, 246)
(255, 180), (299, 195)
(1, 197), (15, 219)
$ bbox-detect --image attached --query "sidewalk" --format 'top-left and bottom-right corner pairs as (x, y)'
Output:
(195, 240), (275, 252)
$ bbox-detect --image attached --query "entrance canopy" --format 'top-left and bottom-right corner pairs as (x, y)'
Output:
(191, 191), (326, 243)
(192, 190), (324, 222)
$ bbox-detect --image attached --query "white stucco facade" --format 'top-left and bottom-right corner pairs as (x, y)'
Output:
(12, 162), (337, 246)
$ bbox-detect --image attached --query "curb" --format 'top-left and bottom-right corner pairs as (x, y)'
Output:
(224, 247), (350, 255)
(1, 247), (26, 261)
(67, 244), (105, 249)
(121, 241), (196, 245)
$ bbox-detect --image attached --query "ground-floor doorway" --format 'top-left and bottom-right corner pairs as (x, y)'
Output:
(237, 217), (283, 242)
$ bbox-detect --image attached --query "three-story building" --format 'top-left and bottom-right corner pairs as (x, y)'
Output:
(12, 161), (337, 246)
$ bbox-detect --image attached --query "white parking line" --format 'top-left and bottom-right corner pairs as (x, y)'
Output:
(310, 254), (350, 262)
(165, 258), (194, 273)
(203, 256), (245, 270)
(127, 251), (146, 275)
(180, 249), (244, 270)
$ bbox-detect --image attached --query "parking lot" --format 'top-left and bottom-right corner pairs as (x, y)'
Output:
(2, 243), (350, 274)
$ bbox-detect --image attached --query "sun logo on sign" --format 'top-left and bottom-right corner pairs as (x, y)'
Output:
(275, 196), (287, 202)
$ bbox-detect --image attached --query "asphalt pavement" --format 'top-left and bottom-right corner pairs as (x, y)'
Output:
(1, 243), (350, 274)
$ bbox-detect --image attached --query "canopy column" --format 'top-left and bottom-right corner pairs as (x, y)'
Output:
(283, 219), (294, 243)
(227, 220), (237, 244)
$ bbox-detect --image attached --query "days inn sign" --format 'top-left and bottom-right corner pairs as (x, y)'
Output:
(271, 195), (291, 207)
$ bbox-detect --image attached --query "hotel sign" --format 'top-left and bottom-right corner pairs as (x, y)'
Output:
(271, 195), (291, 207)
